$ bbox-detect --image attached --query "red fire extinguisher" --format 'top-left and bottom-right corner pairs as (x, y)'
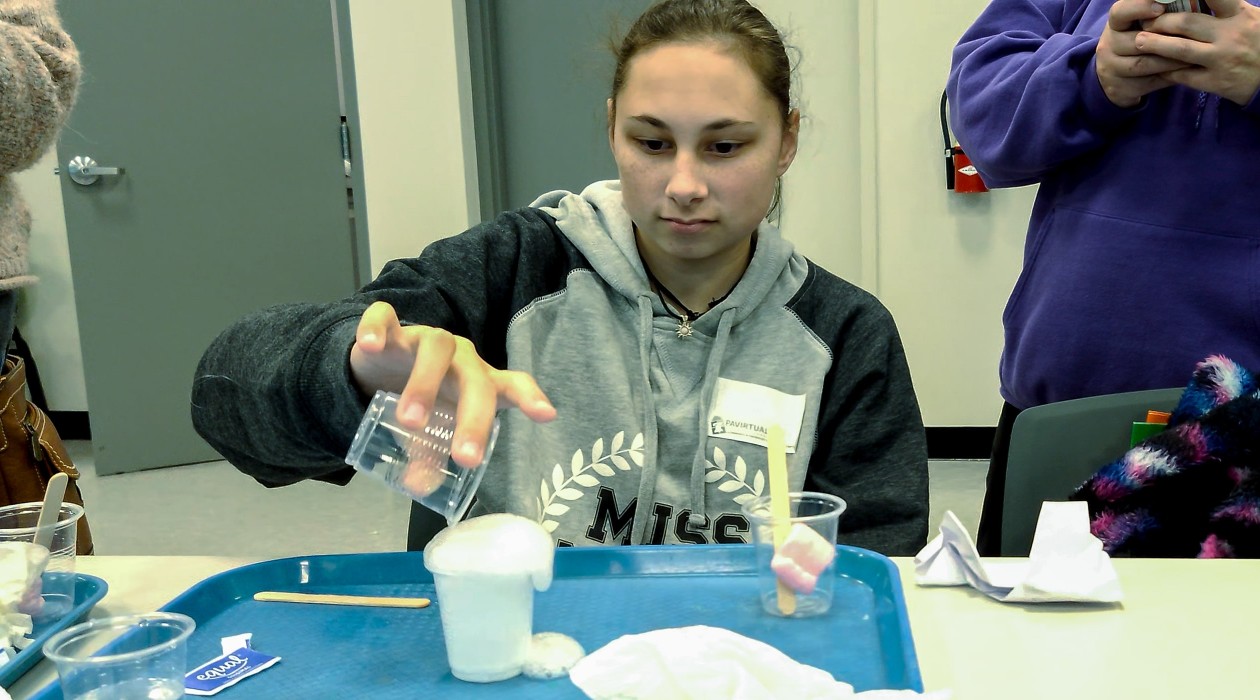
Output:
(941, 90), (988, 194)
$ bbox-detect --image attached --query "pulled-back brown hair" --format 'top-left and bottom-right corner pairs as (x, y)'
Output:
(609, 0), (793, 127)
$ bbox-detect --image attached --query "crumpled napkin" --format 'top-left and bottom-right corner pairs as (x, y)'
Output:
(0, 542), (50, 662)
(914, 501), (1122, 603)
(568, 625), (950, 700)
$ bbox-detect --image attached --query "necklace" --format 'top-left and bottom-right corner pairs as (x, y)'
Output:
(641, 264), (736, 339)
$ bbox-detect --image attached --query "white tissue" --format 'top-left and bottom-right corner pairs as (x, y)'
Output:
(568, 625), (950, 700)
(0, 542), (50, 657)
(914, 502), (1123, 603)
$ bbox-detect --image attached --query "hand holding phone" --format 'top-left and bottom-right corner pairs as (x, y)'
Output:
(1154, 0), (1209, 13)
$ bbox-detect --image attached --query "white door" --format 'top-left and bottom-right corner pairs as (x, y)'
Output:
(56, 0), (365, 474)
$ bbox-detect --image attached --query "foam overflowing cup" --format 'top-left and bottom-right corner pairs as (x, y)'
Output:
(423, 514), (554, 682)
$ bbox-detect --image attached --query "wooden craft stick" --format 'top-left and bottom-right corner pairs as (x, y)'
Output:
(253, 591), (431, 609)
(766, 425), (796, 615)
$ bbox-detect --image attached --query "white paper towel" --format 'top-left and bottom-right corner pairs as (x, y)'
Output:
(914, 502), (1123, 603)
(569, 625), (950, 699)
(0, 542), (50, 663)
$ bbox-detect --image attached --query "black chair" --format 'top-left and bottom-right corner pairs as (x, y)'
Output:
(1001, 387), (1182, 556)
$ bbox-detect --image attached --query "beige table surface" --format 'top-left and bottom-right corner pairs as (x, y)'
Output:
(10, 556), (1260, 698)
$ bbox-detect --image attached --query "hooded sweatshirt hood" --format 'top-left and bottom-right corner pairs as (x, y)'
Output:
(467, 181), (811, 545)
(527, 181), (798, 542)
(530, 181), (795, 328)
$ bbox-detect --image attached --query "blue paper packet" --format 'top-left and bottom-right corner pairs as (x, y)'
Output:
(185, 645), (281, 696)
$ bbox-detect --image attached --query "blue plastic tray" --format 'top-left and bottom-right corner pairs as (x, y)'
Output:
(30, 546), (920, 698)
(0, 574), (108, 688)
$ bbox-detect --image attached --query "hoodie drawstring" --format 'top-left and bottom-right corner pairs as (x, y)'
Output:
(1193, 91), (1221, 135)
(629, 297), (660, 545)
(687, 308), (737, 527)
(628, 300), (740, 539)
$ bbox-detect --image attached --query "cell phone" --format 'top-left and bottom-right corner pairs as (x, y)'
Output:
(1155, 0), (1210, 12)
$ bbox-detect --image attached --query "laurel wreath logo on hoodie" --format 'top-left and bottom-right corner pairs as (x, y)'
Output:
(703, 446), (765, 506)
(538, 431), (645, 533)
(537, 436), (766, 533)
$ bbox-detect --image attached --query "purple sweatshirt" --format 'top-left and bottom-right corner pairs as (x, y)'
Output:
(948, 0), (1260, 410)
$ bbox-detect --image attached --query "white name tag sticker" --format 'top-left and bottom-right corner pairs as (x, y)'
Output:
(706, 378), (806, 453)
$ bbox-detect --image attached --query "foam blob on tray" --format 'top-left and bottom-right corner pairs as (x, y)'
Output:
(523, 632), (585, 680)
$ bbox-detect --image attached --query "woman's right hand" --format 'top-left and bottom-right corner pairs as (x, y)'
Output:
(1097, 0), (1190, 107)
(349, 301), (556, 468)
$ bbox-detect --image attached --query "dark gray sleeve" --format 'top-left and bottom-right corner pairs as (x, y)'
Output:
(191, 208), (578, 488)
(795, 269), (930, 556)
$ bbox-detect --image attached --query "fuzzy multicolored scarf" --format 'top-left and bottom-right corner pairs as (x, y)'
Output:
(1070, 355), (1260, 558)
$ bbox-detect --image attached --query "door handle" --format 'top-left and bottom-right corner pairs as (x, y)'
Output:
(66, 156), (125, 186)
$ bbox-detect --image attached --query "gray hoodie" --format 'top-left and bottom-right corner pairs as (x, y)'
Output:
(192, 182), (928, 555)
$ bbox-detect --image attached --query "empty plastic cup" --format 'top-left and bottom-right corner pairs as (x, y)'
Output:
(0, 502), (83, 621)
(345, 391), (498, 525)
(43, 612), (195, 700)
(742, 492), (846, 618)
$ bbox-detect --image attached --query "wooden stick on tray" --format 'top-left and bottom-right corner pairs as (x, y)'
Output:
(253, 591), (431, 609)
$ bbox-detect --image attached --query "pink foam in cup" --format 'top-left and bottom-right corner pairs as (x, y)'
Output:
(770, 522), (837, 594)
(741, 491), (847, 618)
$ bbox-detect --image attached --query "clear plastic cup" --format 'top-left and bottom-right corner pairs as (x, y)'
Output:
(423, 514), (554, 682)
(742, 492), (847, 618)
(43, 612), (195, 700)
(345, 391), (498, 525)
(0, 502), (84, 621)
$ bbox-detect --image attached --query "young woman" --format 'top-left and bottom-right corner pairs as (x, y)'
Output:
(193, 0), (929, 556)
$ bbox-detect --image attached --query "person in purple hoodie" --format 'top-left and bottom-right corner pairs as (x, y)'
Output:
(948, 0), (1260, 554)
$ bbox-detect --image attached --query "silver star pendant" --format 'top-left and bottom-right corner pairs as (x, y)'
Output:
(675, 318), (694, 338)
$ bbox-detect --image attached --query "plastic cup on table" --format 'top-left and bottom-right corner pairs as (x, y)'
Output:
(741, 491), (847, 618)
(0, 501), (84, 621)
(345, 390), (498, 524)
(423, 513), (555, 682)
(43, 612), (195, 700)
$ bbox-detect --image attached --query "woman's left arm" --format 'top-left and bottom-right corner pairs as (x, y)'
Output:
(805, 302), (930, 558)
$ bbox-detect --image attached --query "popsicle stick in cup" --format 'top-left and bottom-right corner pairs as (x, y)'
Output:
(766, 425), (796, 615)
(34, 472), (68, 550)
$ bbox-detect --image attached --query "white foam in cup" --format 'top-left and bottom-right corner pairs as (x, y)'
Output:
(423, 514), (554, 682)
